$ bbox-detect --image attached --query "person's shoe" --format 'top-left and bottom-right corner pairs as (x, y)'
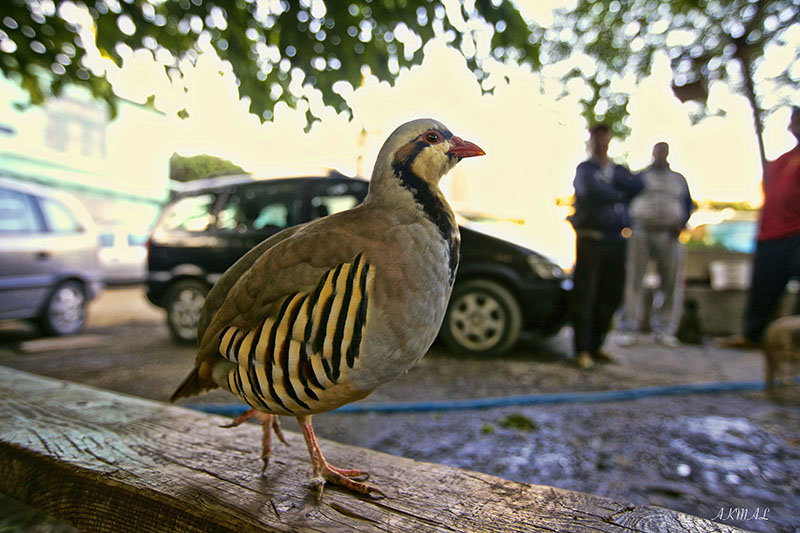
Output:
(616, 332), (638, 347)
(654, 332), (680, 348)
(574, 351), (595, 369)
(715, 334), (760, 350)
(592, 350), (619, 364)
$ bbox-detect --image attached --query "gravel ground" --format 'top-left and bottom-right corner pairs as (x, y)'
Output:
(1, 286), (798, 532)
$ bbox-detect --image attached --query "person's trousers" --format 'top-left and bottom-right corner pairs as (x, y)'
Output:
(569, 237), (626, 354)
(620, 228), (685, 336)
(744, 233), (800, 342)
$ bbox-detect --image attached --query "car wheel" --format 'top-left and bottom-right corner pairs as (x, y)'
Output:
(441, 279), (523, 356)
(165, 279), (209, 344)
(39, 280), (87, 336)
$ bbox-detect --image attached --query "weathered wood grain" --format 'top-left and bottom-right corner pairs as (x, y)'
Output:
(0, 367), (741, 532)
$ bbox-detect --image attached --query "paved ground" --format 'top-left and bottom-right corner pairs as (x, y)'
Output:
(1, 286), (798, 532)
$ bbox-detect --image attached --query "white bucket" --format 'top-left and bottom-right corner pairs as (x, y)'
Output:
(709, 260), (752, 291)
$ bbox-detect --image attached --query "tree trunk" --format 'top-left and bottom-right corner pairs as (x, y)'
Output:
(736, 50), (768, 176)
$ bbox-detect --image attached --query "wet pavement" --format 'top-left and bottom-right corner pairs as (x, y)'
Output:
(313, 395), (799, 532)
(1, 286), (798, 532)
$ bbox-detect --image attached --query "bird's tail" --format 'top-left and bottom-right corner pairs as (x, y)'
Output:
(169, 362), (218, 403)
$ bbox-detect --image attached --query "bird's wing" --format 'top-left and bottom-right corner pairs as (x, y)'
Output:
(199, 210), (373, 353)
(197, 224), (303, 343)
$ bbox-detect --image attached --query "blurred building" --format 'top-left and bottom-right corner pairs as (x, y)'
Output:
(0, 75), (171, 233)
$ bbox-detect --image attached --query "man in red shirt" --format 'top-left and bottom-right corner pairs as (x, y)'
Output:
(721, 106), (800, 347)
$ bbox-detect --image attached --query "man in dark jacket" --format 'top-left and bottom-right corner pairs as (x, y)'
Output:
(569, 124), (643, 368)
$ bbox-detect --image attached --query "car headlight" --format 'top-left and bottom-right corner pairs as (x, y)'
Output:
(526, 255), (563, 280)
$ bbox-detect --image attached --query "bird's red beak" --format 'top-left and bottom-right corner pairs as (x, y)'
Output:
(448, 136), (486, 159)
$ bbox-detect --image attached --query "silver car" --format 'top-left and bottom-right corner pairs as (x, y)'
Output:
(0, 177), (103, 335)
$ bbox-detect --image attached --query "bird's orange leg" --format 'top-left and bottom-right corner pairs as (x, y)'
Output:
(297, 415), (384, 500)
(221, 408), (287, 471)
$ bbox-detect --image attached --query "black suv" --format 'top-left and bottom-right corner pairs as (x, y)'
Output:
(146, 172), (567, 356)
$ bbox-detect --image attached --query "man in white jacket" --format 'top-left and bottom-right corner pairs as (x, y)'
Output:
(618, 142), (694, 347)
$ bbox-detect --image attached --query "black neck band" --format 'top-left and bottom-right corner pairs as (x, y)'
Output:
(391, 159), (460, 282)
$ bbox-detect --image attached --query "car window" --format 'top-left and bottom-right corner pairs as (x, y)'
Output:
(311, 195), (359, 219)
(161, 194), (215, 233)
(39, 197), (84, 234)
(99, 233), (115, 247)
(128, 233), (148, 246)
(0, 187), (43, 233)
(309, 181), (368, 220)
(217, 182), (299, 233)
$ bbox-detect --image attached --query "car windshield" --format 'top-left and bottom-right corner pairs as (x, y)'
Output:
(40, 197), (85, 234)
(161, 194), (215, 232)
(456, 211), (565, 266)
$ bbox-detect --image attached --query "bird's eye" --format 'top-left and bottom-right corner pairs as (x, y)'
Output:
(425, 132), (440, 143)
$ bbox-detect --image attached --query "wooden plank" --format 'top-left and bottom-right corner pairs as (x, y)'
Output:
(0, 367), (740, 532)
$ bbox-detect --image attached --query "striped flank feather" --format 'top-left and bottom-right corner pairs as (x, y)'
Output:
(218, 254), (372, 414)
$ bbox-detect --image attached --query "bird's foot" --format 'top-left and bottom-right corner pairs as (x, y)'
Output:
(221, 408), (287, 471)
(298, 415), (384, 500)
(311, 460), (384, 500)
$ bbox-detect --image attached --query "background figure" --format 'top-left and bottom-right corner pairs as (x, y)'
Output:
(568, 124), (643, 369)
(720, 106), (800, 348)
(618, 142), (694, 348)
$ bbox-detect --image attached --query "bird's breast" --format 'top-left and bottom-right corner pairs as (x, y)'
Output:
(351, 218), (457, 390)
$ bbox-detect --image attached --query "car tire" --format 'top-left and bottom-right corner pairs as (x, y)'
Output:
(165, 279), (209, 344)
(38, 280), (88, 336)
(440, 278), (523, 357)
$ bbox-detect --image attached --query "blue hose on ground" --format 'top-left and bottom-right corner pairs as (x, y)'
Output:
(186, 378), (790, 418)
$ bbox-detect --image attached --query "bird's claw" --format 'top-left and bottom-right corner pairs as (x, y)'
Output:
(311, 476), (326, 501)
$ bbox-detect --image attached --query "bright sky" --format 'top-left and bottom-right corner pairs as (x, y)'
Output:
(99, 1), (799, 267)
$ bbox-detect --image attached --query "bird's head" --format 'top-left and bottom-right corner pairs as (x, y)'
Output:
(371, 118), (485, 189)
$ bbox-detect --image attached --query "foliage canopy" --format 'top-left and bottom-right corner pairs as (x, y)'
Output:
(2, 0), (536, 120)
(3, 0), (797, 144)
(545, 0), (799, 148)
(169, 152), (247, 182)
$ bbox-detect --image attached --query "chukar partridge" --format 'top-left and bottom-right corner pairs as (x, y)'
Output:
(170, 118), (485, 497)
